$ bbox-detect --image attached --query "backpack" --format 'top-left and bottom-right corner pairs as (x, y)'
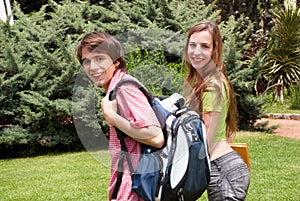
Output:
(109, 77), (210, 201)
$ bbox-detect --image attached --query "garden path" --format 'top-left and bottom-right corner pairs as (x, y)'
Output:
(257, 117), (300, 140)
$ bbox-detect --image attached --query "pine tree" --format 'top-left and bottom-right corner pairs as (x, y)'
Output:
(0, 1), (87, 152)
(0, 0), (269, 156)
(220, 16), (266, 130)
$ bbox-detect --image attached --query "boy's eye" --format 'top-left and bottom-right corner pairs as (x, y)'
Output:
(82, 59), (90, 67)
(95, 56), (103, 62)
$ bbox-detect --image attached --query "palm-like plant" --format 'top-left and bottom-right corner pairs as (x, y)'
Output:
(261, 6), (300, 102)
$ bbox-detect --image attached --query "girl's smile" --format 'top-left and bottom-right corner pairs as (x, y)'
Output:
(188, 30), (213, 72)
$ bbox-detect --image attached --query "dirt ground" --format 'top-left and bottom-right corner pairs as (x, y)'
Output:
(257, 118), (300, 140)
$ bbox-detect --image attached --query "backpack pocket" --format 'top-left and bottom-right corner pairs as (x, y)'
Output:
(182, 141), (210, 201)
(132, 150), (162, 201)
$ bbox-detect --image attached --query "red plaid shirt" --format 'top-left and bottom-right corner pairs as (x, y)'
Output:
(106, 69), (160, 200)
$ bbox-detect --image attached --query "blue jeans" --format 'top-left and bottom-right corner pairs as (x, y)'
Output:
(207, 151), (250, 201)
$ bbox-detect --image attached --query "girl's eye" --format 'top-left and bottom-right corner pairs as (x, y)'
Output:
(189, 43), (197, 48)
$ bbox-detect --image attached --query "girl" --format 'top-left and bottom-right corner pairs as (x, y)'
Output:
(183, 21), (250, 201)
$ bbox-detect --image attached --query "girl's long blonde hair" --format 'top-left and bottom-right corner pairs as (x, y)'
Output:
(182, 21), (238, 139)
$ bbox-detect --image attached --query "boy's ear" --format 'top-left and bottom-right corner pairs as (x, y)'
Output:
(114, 60), (120, 68)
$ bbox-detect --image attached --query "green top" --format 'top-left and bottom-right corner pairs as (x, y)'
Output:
(201, 77), (229, 141)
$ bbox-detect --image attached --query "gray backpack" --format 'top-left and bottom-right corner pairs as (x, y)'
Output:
(110, 77), (210, 201)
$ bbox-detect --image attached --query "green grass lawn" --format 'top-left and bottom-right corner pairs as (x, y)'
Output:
(0, 151), (111, 201)
(223, 132), (299, 201)
(262, 97), (300, 114)
(1, 132), (299, 201)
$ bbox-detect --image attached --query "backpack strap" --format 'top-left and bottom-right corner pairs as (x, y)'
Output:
(110, 77), (152, 199)
(109, 77), (153, 105)
(111, 128), (135, 199)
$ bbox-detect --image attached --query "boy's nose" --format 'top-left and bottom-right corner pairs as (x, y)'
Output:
(90, 60), (99, 70)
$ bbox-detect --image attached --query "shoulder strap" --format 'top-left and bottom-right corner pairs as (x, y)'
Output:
(110, 77), (152, 199)
(109, 77), (153, 106)
(111, 128), (135, 199)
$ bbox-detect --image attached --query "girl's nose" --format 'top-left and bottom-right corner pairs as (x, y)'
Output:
(194, 45), (202, 55)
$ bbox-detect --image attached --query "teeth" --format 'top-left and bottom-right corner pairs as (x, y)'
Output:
(92, 72), (103, 77)
(193, 58), (202, 61)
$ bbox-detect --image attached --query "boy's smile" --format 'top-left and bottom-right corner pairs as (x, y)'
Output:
(81, 48), (118, 90)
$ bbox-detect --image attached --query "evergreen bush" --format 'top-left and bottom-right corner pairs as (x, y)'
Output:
(220, 16), (265, 130)
(0, 0), (266, 156)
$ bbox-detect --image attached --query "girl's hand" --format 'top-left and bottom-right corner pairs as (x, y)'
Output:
(101, 94), (118, 126)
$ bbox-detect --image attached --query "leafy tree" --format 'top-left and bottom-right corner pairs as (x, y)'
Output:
(127, 48), (184, 96)
(290, 83), (300, 109)
(260, 6), (300, 102)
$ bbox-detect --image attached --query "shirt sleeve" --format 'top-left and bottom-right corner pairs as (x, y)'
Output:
(202, 88), (222, 112)
(116, 83), (161, 128)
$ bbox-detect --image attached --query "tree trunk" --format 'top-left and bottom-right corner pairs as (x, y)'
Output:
(279, 84), (284, 103)
(274, 83), (284, 103)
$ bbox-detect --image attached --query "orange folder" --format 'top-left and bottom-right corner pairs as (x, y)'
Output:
(229, 143), (250, 171)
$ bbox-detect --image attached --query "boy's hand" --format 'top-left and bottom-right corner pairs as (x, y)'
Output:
(101, 94), (118, 126)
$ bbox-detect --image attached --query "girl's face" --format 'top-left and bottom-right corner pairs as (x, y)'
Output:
(81, 48), (118, 90)
(187, 30), (214, 72)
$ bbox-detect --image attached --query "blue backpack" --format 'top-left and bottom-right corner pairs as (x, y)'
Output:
(110, 77), (210, 201)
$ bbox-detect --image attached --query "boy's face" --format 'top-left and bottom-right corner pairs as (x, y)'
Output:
(81, 47), (117, 90)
